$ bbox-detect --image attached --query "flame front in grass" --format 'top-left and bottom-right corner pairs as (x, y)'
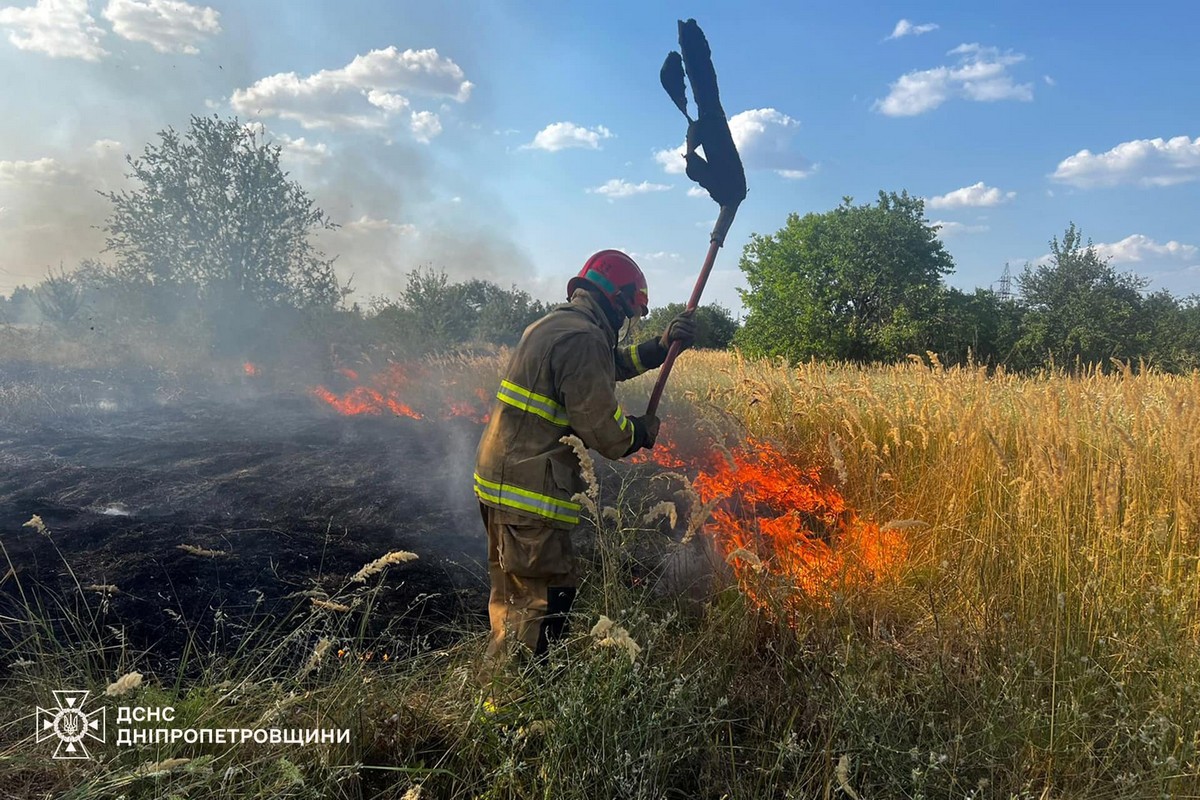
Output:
(311, 364), (423, 419)
(649, 435), (909, 612)
(311, 363), (493, 422)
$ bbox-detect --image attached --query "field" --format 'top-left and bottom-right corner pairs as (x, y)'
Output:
(2, 341), (1199, 798)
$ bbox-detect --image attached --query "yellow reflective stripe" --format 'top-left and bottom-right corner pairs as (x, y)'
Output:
(475, 485), (579, 524)
(474, 473), (582, 512)
(628, 344), (645, 374)
(615, 406), (634, 449)
(496, 380), (570, 426)
(500, 380), (563, 413)
(473, 473), (581, 525)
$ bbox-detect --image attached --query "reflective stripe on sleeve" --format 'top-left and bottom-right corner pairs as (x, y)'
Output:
(496, 380), (570, 426)
(474, 473), (582, 525)
(628, 344), (645, 374)
(614, 406), (635, 449)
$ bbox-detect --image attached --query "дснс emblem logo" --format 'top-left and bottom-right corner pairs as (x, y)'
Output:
(35, 690), (106, 760)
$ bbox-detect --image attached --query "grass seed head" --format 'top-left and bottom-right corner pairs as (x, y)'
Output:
(311, 597), (352, 612)
(297, 637), (333, 678)
(351, 550), (419, 582)
(560, 434), (599, 499)
(641, 500), (679, 529)
(22, 514), (49, 536)
(590, 615), (642, 663)
(725, 547), (764, 571)
(105, 671), (143, 697)
(177, 544), (227, 558)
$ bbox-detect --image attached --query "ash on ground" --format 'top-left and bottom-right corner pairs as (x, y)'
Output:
(0, 365), (701, 675)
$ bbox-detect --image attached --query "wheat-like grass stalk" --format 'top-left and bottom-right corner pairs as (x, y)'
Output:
(641, 501), (678, 529)
(311, 597), (352, 612)
(590, 615), (642, 663)
(351, 550), (418, 583)
(105, 671), (143, 697)
(177, 544), (227, 558)
(22, 515), (49, 536)
(560, 434), (599, 499)
(296, 637), (333, 679)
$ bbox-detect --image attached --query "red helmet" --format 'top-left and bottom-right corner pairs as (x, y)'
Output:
(567, 250), (649, 318)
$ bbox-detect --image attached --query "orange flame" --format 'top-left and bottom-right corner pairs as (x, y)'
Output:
(243, 362), (259, 377)
(310, 363), (490, 423)
(311, 364), (423, 419)
(646, 434), (908, 613)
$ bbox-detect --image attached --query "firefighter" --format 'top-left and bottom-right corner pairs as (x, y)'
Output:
(474, 249), (696, 663)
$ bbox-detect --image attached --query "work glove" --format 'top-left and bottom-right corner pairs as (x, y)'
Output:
(624, 414), (661, 455)
(659, 310), (697, 351)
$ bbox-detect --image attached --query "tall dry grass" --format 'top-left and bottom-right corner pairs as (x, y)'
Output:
(3, 346), (1199, 797)
(635, 351), (1200, 792)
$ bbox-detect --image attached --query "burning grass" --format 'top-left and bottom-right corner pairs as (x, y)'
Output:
(634, 434), (909, 614)
(3, 349), (1200, 797)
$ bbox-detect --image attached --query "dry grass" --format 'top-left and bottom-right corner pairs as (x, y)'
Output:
(3, 347), (1199, 798)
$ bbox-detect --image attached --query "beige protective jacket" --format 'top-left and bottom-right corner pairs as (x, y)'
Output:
(474, 289), (664, 528)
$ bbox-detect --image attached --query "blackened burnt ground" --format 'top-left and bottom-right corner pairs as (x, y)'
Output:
(0, 370), (493, 673)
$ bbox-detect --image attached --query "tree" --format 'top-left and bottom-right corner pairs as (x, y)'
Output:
(1138, 290), (1200, 372)
(370, 268), (550, 352)
(467, 280), (549, 346)
(101, 115), (341, 312)
(2, 285), (40, 325)
(736, 191), (954, 363)
(639, 302), (739, 349)
(1016, 224), (1149, 370)
(33, 264), (85, 329)
(929, 286), (1023, 367)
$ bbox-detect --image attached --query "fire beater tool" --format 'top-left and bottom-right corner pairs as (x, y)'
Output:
(645, 18), (748, 418)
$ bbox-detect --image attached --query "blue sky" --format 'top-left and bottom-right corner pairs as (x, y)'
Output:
(1, 0), (1198, 313)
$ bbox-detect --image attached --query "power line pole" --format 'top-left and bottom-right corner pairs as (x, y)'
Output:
(992, 263), (1013, 302)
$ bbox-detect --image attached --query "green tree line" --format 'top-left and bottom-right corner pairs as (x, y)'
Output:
(5, 114), (1197, 372)
(737, 192), (1200, 372)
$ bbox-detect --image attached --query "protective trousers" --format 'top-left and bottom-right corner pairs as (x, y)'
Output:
(481, 503), (578, 661)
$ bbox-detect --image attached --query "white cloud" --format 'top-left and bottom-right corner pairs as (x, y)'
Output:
(1043, 75), (1056, 86)
(654, 108), (810, 179)
(686, 186), (707, 198)
(653, 146), (685, 175)
(102, 0), (219, 55)
(587, 179), (671, 199)
(1093, 234), (1197, 264)
(276, 134), (328, 164)
(886, 19), (938, 40)
(230, 46), (471, 132)
(365, 89), (408, 114)
(874, 43), (1033, 116)
(928, 181), (1015, 209)
(1051, 136), (1200, 188)
(0, 0), (107, 60)
(931, 220), (989, 237)
(409, 110), (441, 143)
(241, 123), (330, 164)
(0, 156), (77, 184)
(523, 122), (613, 152)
